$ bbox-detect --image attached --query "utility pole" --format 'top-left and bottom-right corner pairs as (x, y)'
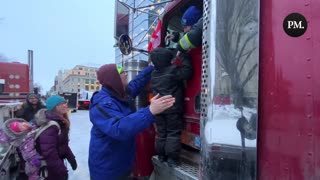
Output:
(28, 50), (34, 93)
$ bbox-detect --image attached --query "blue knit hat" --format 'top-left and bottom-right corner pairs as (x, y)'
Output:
(181, 6), (202, 27)
(45, 95), (66, 111)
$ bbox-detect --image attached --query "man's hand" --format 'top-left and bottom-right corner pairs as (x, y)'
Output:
(149, 94), (175, 115)
(165, 34), (175, 41)
(176, 51), (181, 57)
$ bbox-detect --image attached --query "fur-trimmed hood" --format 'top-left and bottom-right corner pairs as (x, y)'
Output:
(34, 108), (51, 126)
(2, 118), (29, 139)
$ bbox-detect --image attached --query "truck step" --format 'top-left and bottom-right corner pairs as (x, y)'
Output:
(151, 156), (199, 180)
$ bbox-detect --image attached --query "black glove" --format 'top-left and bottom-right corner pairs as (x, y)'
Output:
(67, 158), (77, 170)
(63, 173), (69, 180)
(39, 166), (48, 178)
(171, 31), (180, 43)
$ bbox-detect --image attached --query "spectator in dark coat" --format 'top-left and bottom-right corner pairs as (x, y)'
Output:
(16, 93), (45, 122)
(15, 93), (46, 180)
(35, 95), (77, 180)
(150, 47), (193, 167)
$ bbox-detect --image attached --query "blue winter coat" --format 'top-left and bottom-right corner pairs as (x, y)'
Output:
(89, 66), (155, 180)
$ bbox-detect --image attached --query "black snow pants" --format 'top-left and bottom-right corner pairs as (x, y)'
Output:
(155, 112), (183, 160)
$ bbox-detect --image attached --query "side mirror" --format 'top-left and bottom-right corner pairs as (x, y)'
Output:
(236, 114), (257, 140)
(119, 34), (133, 55)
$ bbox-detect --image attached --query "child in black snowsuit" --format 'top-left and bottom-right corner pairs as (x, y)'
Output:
(150, 47), (193, 166)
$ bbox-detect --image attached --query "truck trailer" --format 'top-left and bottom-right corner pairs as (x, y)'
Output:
(0, 62), (30, 103)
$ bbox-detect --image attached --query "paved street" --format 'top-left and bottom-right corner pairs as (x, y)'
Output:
(68, 110), (92, 180)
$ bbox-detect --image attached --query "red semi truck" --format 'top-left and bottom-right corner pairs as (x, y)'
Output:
(0, 62), (30, 179)
(116, 0), (320, 179)
(0, 62), (30, 103)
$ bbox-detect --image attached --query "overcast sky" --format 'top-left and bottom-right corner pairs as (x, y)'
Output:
(0, 0), (116, 94)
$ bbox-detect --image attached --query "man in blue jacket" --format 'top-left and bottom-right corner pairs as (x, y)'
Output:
(89, 64), (175, 180)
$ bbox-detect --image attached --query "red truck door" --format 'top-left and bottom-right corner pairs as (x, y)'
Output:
(259, 0), (320, 179)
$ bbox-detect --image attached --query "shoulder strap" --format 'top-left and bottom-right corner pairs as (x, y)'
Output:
(35, 121), (61, 140)
(96, 104), (120, 123)
(96, 104), (112, 119)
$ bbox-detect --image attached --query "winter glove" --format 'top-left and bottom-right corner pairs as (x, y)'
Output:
(171, 31), (180, 43)
(67, 157), (77, 170)
(39, 165), (48, 178)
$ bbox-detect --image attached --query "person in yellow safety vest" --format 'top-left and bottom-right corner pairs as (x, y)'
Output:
(178, 6), (203, 52)
(166, 6), (203, 52)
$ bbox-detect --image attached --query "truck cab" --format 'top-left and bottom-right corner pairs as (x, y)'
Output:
(151, 0), (320, 179)
(77, 90), (93, 110)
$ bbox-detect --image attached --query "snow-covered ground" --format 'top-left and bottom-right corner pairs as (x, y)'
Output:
(204, 104), (257, 147)
(68, 110), (92, 180)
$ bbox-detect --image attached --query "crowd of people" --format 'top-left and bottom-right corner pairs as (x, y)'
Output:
(0, 5), (202, 180)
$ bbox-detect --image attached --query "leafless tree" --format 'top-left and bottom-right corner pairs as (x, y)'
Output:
(33, 82), (43, 95)
(216, 0), (259, 108)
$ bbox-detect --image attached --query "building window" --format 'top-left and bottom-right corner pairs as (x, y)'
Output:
(85, 79), (89, 84)
(91, 85), (95, 90)
(79, 67), (83, 70)
(91, 79), (95, 84)
(85, 85), (89, 91)
(96, 86), (100, 91)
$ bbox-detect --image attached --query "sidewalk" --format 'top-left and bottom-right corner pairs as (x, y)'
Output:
(68, 110), (92, 180)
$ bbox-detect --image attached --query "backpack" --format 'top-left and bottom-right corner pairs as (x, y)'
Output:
(0, 116), (61, 180)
